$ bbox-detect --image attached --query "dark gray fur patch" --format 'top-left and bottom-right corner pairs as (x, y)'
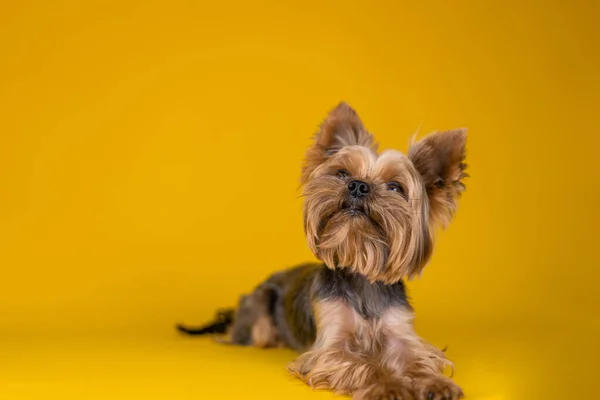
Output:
(266, 264), (318, 351)
(314, 267), (411, 320)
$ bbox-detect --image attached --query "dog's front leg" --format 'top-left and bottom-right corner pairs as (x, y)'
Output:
(287, 299), (384, 396)
(378, 306), (464, 400)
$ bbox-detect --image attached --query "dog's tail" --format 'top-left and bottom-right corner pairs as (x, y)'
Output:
(176, 308), (235, 335)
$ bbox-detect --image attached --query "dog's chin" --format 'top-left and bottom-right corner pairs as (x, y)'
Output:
(338, 198), (371, 217)
(342, 207), (366, 217)
(315, 210), (389, 279)
(322, 205), (380, 241)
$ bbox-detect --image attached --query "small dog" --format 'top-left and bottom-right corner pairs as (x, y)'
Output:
(177, 103), (467, 400)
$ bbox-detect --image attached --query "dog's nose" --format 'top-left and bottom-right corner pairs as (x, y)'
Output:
(348, 180), (370, 198)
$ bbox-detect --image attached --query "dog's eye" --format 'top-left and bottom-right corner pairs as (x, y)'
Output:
(386, 182), (407, 197)
(337, 170), (350, 180)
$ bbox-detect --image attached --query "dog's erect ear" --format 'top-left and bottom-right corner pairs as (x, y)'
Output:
(408, 128), (468, 229)
(301, 102), (377, 184)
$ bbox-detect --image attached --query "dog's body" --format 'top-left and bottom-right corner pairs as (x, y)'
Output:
(177, 103), (468, 400)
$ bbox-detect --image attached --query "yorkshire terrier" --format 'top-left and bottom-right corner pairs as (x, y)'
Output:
(177, 103), (468, 400)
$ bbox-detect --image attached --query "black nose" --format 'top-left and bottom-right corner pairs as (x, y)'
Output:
(348, 180), (370, 198)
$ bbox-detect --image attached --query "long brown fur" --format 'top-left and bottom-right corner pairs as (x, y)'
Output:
(178, 102), (468, 400)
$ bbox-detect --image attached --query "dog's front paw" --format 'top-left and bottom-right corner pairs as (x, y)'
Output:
(412, 375), (463, 400)
(287, 361), (307, 380)
(353, 380), (414, 400)
(287, 352), (312, 377)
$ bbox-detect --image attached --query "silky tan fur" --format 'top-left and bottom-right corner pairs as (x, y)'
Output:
(177, 103), (468, 400)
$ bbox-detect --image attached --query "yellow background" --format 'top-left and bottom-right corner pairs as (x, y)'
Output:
(1, 1), (598, 399)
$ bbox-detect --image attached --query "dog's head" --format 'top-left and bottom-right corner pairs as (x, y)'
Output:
(301, 103), (467, 283)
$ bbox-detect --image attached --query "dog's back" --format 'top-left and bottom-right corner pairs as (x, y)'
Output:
(177, 263), (321, 351)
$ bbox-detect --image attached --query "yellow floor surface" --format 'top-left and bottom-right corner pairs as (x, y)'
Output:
(0, 318), (594, 399)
